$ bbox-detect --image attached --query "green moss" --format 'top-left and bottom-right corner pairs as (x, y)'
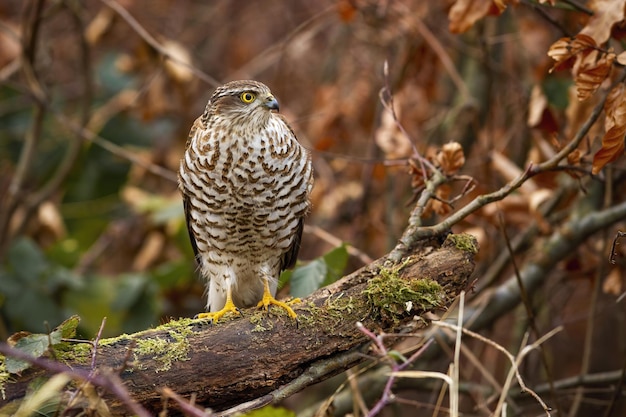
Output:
(295, 294), (364, 332)
(89, 319), (199, 373)
(363, 265), (445, 323)
(249, 312), (275, 332)
(133, 327), (192, 372)
(0, 356), (8, 401)
(56, 342), (92, 365)
(96, 317), (200, 347)
(446, 233), (478, 254)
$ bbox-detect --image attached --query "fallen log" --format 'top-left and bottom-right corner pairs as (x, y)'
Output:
(0, 233), (477, 415)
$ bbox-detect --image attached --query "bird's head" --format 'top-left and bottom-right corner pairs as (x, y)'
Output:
(207, 80), (280, 126)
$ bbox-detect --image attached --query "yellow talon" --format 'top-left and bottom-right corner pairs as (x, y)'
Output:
(196, 290), (241, 323)
(256, 280), (300, 319)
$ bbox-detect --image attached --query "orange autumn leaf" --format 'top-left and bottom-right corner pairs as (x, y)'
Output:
(604, 82), (626, 129)
(548, 34), (614, 101)
(337, 0), (357, 22)
(547, 34), (597, 72)
(574, 50), (615, 101)
(592, 83), (626, 174)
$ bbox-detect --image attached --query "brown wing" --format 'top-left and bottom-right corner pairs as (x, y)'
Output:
(280, 217), (304, 272)
(182, 193), (200, 264)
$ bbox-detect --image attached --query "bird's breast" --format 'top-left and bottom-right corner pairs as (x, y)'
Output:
(180, 119), (311, 256)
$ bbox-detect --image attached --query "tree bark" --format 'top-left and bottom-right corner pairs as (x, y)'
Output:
(1, 233), (477, 415)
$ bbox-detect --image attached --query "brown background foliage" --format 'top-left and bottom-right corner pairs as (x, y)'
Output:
(1, 0), (626, 416)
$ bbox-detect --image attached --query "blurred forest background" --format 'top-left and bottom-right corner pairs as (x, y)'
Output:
(1, 0), (626, 416)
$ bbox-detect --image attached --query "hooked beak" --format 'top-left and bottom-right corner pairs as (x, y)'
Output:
(264, 95), (279, 112)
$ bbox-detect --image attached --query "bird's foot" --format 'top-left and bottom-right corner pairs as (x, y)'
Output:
(195, 298), (241, 324)
(257, 294), (300, 319)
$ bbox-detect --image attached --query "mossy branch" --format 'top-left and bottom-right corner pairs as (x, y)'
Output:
(0, 233), (477, 416)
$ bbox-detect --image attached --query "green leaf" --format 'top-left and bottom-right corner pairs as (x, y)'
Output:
(49, 315), (80, 344)
(290, 258), (327, 298)
(388, 349), (408, 364)
(5, 316), (81, 373)
(152, 260), (194, 289)
(321, 244), (349, 286)
(6, 237), (48, 284)
(289, 244), (349, 298)
(111, 274), (149, 311)
(5, 333), (51, 373)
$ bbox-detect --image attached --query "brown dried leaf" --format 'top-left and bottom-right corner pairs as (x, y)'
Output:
(567, 149), (583, 165)
(574, 51), (615, 101)
(337, 0), (357, 22)
(432, 184), (452, 216)
(617, 51), (626, 65)
(449, 0), (492, 33)
(604, 82), (626, 129)
(592, 124), (626, 173)
(436, 142), (465, 175)
(375, 110), (413, 159)
(37, 201), (66, 241)
(132, 231), (165, 271)
(0, 21), (20, 68)
(527, 84), (559, 134)
(423, 184), (452, 217)
(85, 7), (115, 45)
(592, 83), (626, 174)
(408, 158), (426, 189)
(528, 188), (552, 215)
(580, 0), (626, 44)
(529, 188), (553, 234)
(547, 34), (597, 72)
(527, 85), (548, 127)
(161, 39), (194, 84)
(602, 267), (623, 295)
(493, 0), (519, 12)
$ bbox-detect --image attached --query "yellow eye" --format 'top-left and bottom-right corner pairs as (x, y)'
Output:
(240, 92), (256, 103)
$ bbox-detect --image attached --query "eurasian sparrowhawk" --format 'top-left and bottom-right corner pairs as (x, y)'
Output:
(179, 80), (313, 322)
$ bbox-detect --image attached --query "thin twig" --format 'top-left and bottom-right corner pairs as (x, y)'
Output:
(216, 348), (364, 417)
(14, 0), (94, 241)
(355, 322), (434, 417)
(0, 0), (47, 254)
(525, 368), (626, 396)
(66, 317), (107, 410)
(498, 212), (560, 413)
(568, 185), (613, 417)
(53, 112), (178, 182)
(99, 0), (221, 87)
(304, 224), (374, 265)
(433, 321), (561, 416)
(397, 4), (471, 102)
(159, 387), (213, 417)
(412, 67), (621, 241)
(609, 231), (625, 264)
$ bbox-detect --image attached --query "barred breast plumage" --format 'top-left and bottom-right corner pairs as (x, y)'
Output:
(178, 80), (313, 322)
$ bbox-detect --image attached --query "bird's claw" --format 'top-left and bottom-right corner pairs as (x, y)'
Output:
(257, 295), (300, 319)
(195, 300), (241, 324)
